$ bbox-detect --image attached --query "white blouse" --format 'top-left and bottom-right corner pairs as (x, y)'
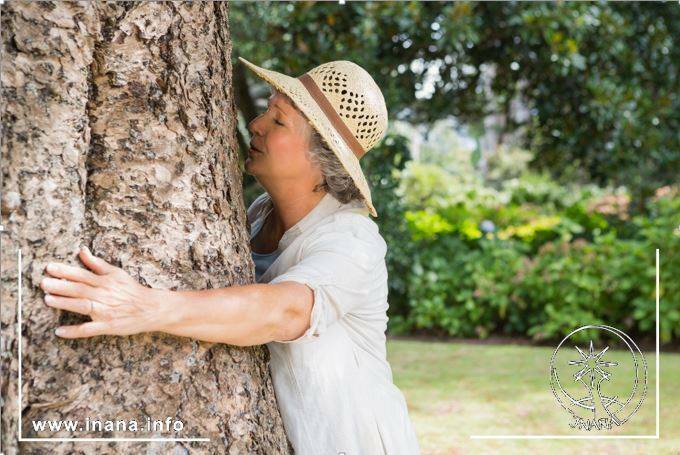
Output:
(247, 191), (421, 455)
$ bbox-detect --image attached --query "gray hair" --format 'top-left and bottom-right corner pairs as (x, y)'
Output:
(307, 128), (364, 205)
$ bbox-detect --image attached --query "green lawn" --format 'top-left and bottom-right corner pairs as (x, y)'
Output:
(386, 337), (679, 455)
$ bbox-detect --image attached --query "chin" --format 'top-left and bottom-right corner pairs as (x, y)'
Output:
(244, 158), (261, 175)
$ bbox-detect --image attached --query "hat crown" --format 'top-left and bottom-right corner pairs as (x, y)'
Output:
(306, 61), (388, 153)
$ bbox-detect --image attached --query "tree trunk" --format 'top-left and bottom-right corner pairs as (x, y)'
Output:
(1, 2), (291, 454)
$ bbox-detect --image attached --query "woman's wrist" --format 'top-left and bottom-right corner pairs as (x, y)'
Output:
(146, 287), (186, 334)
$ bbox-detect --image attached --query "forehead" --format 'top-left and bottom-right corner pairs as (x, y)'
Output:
(269, 90), (297, 112)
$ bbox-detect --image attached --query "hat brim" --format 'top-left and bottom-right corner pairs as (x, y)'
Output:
(238, 56), (378, 218)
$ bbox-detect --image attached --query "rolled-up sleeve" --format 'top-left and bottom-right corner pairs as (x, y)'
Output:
(269, 228), (385, 344)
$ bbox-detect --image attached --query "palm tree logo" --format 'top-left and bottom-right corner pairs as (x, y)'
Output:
(549, 325), (647, 431)
(568, 340), (621, 425)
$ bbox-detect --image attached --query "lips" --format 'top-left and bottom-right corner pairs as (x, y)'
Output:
(249, 142), (262, 153)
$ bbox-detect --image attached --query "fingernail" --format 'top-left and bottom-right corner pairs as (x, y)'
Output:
(55, 328), (65, 337)
(45, 294), (54, 303)
(81, 245), (89, 253)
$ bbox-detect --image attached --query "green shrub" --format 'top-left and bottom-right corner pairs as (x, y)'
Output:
(382, 133), (677, 342)
(630, 190), (680, 342)
(390, 185), (679, 343)
(401, 236), (529, 338)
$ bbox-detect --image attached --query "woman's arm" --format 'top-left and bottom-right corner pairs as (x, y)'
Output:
(40, 246), (313, 345)
(157, 282), (313, 346)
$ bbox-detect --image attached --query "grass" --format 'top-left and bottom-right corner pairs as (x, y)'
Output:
(386, 337), (679, 455)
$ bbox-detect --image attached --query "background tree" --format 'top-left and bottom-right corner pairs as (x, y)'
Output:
(231, 1), (679, 213)
(1, 2), (290, 453)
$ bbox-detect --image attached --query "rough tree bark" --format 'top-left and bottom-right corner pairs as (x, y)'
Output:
(0, 2), (291, 454)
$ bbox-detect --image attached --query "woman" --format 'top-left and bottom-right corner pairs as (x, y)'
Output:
(41, 57), (421, 454)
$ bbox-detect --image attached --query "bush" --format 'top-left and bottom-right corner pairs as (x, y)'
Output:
(374, 130), (677, 343)
(389, 163), (679, 343)
(630, 189), (680, 342)
(397, 236), (530, 338)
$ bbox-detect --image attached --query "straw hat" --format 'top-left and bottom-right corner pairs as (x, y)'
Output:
(238, 56), (388, 218)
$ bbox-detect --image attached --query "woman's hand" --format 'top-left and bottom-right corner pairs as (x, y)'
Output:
(40, 246), (162, 339)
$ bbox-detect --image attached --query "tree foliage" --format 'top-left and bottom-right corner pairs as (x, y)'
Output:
(231, 1), (679, 208)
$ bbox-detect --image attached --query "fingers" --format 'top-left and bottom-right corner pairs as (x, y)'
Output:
(54, 321), (111, 339)
(78, 246), (119, 276)
(45, 262), (101, 287)
(44, 294), (93, 316)
(40, 277), (97, 300)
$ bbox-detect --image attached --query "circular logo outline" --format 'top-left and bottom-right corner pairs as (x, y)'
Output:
(549, 324), (647, 430)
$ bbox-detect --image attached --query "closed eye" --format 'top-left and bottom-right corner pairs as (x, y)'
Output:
(258, 107), (284, 126)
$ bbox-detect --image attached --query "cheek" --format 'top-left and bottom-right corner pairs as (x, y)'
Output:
(267, 133), (311, 170)
(266, 132), (291, 155)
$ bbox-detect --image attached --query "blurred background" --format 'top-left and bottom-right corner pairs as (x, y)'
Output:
(231, 2), (678, 452)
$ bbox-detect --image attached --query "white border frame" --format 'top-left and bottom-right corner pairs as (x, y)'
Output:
(469, 248), (661, 440)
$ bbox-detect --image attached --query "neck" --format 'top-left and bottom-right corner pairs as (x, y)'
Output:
(264, 184), (327, 232)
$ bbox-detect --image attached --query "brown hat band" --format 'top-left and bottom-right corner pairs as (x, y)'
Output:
(298, 73), (366, 160)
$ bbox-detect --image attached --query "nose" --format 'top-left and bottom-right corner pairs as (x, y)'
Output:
(247, 114), (263, 137)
